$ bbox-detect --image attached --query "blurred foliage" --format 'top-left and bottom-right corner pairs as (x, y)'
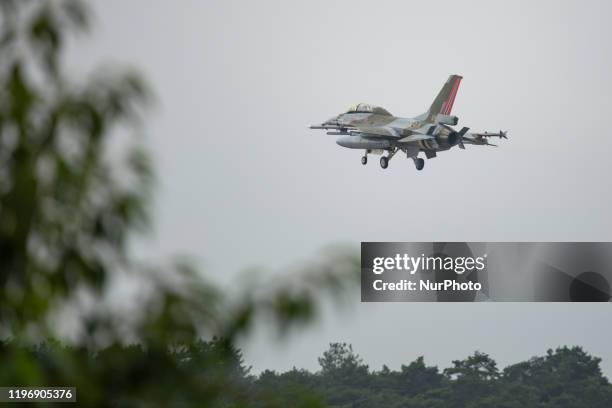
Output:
(0, 337), (257, 407)
(0, 0), (151, 333)
(0, 0), (358, 405)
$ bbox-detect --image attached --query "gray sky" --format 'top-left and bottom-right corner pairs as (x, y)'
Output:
(68, 0), (612, 374)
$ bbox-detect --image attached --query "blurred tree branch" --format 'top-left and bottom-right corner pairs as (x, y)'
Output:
(0, 0), (358, 348)
(0, 1), (359, 404)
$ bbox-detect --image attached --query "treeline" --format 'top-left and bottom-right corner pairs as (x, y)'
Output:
(3, 340), (612, 407)
(256, 343), (612, 408)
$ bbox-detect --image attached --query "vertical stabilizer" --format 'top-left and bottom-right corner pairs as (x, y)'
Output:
(425, 75), (462, 122)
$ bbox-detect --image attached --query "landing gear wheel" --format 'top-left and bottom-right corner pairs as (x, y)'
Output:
(380, 156), (389, 169)
(415, 158), (425, 171)
(361, 156), (367, 165)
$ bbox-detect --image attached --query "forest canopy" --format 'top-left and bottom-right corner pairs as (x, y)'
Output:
(3, 340), (611, 407)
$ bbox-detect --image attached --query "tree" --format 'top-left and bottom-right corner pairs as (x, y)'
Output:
(503, 346), (612, 408)
(0, 0), (151, 336)
(444, 351), (500, 381)
(0, 1), (359, 405)
(443, 351), (500, 407)
(253, 345), (612, 408)
(318, 342), (369, 380)
(317, 343), (371, 406)
(255, 368), (324, 408)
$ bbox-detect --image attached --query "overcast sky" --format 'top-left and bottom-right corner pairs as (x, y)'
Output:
(67, 0), (612, 375)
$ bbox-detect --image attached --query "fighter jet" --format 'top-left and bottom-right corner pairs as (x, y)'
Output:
(309, 75), (507, 171)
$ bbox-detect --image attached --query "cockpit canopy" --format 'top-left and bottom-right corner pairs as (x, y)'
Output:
(346, 103), (392, 116)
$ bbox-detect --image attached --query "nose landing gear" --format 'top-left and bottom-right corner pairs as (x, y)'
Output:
(361, 149), (371, 165)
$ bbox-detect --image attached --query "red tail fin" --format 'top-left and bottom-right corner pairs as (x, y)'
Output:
(440, 76), (462, 115)
(426, 75), (463, 122)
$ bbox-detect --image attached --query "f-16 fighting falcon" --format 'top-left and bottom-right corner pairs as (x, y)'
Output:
(309, 75), (507, 171)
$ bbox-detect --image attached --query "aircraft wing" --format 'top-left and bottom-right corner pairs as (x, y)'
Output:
(352, 126), (436, 144)
(351, 128), (438, 144)
(397, 134), (434, 143)
(348, 124), (399, 138)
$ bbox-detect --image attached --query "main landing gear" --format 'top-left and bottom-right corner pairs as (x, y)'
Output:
(379, 148), (397, 169)
(361, 149), (425, 171)
(413, 157), (425, 171)
(380, 156), (388, 169)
